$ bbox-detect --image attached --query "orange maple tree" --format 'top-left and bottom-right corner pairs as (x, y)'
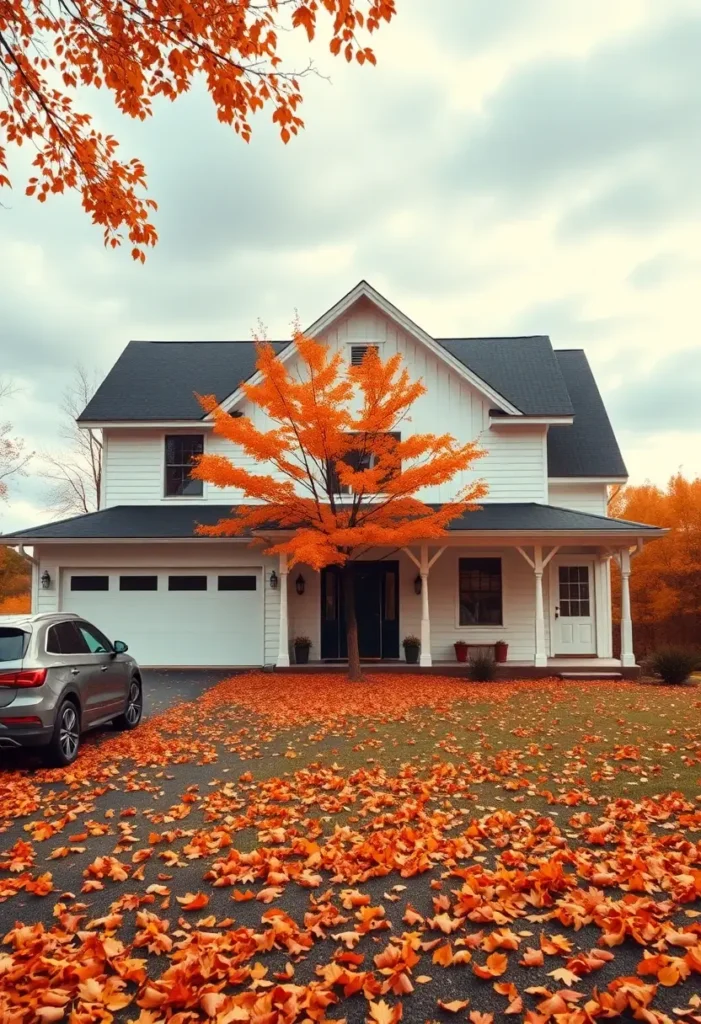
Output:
(0, 0), (396, 258)
(0, 545), (31, 611)
(193, 333), (487, 679)
(610, 473), (701, 635)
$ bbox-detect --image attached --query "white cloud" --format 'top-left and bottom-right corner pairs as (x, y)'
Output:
(0, 0), (698, 533)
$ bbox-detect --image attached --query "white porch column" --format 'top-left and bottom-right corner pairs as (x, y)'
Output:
(534, 545), (547, 667)
(620, 547), (635, 668)
(419, 543), (431, 667)
(276, 552), (290, 668)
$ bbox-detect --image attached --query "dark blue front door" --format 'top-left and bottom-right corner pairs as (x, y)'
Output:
(320, 562), (399, 660)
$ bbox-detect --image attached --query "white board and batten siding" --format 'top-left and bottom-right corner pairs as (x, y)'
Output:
(101, 299), (549, 508)
(33, 543), (280, 667)
(548, 483), (609, 516)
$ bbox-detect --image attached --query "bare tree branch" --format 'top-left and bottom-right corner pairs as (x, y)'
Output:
(0, 379), (31, 501)
(39, 364), (103, 517)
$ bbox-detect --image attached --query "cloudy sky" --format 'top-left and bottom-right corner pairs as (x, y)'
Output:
(1, 0), (700, 532)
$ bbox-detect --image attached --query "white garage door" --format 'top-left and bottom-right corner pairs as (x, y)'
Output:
(60, 569), (264, 667)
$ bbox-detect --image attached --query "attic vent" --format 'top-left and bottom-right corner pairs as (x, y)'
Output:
(350, 345), (378, 366)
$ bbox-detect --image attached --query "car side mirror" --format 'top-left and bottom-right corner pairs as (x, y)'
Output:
(113, 640), (129, 654)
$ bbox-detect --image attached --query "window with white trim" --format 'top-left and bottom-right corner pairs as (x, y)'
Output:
(458, 558), (503, 626)
(327, 432), (401, 495)
(165, 434), (204, 497)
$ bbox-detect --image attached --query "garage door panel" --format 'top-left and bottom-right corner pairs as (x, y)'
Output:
(61, 569), (264, 667)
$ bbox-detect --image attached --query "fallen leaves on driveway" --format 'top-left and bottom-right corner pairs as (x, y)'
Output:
(1, 673), (701, 1022)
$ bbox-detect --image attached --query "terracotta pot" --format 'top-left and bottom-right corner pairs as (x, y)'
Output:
(455, 643), (468, 663)
(495, 641), (508, 664)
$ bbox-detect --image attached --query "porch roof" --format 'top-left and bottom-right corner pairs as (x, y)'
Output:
(1, 502), (665, 544)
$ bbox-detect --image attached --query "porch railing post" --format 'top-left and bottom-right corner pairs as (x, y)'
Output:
(620, 547), (635, 668)
(419, 543), (432, 666)
(276, 552), (290, 668)
(534, 545), (547, 667)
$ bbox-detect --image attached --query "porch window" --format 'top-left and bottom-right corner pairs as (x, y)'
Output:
(165, 434), (204, 497)
(458, 557), (503, 626)
(327, 432), (401, 495)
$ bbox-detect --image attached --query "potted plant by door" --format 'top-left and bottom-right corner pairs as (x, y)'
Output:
(454, 640), (468, 663)
(293, 636), (312, 665)
(402, 635), (421, 664)
(495, 640), (509, 664)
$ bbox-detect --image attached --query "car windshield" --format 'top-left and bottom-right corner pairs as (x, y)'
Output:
(0, 627), (29, 662)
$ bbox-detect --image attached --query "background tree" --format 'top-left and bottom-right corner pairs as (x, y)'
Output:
(610, 473), (701, 651)
(40, 365), (103, 517)
(0, 0), (396, 259)
(193, 333), (487, 681)
(0, 379), (30, 501)
(0, 546), (31, 613)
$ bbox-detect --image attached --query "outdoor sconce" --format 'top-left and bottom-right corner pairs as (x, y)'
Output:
(414, 574), (422, 595)
(295, 574), (305, 596)
(269, 570), (278, 589)
(41, 570), (51, 590)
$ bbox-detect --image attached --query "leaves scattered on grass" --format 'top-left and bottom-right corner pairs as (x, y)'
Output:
(1, 673), (701, 1021)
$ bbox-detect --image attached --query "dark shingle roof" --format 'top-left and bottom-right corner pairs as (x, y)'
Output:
(548, 351), (627, 478)
(1, 503), (662, 542)
(438, 336), (573, 415)
(79, 336), (574, 422)
(76, 334), (627, 480)
(78, 341), (290, 422)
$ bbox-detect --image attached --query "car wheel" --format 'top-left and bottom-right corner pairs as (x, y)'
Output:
(46, 699), (81, 767)
(114, 677), (142, 731)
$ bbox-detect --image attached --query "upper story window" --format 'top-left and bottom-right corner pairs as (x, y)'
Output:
(165, 434), (204, 497)
(328, 432), (400, 495)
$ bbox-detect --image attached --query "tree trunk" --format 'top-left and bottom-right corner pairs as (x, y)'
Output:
(341, 562), (363, 682)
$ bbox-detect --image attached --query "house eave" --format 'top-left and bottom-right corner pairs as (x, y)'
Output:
(489, 415), (574, 427)
(1, 536), (252, 546)
(548, 476), (628, 485)
(78, 420), (215, 430)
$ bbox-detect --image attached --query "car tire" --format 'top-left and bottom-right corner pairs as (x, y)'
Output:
(114, 677), (142, 731)
(45, 698), (81, 767)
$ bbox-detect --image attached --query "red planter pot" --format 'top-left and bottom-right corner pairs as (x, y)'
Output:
(454, 643), (468, 663)
(495, 641), (508, 664)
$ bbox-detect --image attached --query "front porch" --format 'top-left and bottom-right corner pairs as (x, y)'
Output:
(271, 524), (649, 674)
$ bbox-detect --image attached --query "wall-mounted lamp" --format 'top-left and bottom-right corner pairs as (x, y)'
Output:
(295, 573), (305, 596)
(269, 570), (278, 589)
(41, 570), (51, 590)
(414, 574), (422, 595)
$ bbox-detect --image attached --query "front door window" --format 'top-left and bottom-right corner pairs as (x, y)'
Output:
(554, 563), (596, 655)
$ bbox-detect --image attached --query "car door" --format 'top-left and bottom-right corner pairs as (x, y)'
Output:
(75, 620), (129, 721)
(46, 621), (102, 726)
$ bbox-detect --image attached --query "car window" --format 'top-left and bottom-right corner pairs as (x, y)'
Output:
(77, 621), (113, 654)
(47, 621), (89, 655)
(0, 627), (29, 662)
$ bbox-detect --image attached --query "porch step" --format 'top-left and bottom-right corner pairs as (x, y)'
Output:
(558, 671), (623, 680)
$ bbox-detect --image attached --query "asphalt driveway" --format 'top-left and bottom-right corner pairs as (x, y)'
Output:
(0, 669), (232, 772)
(139, 668), (235, 718)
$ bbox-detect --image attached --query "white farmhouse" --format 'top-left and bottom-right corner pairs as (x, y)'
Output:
(2, 282), (663, 676)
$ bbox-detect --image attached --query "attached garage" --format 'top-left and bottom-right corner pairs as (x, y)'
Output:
(60, 568), (264, 667)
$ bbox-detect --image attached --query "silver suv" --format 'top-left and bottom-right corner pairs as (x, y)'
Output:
(0, 613), (142, 766)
